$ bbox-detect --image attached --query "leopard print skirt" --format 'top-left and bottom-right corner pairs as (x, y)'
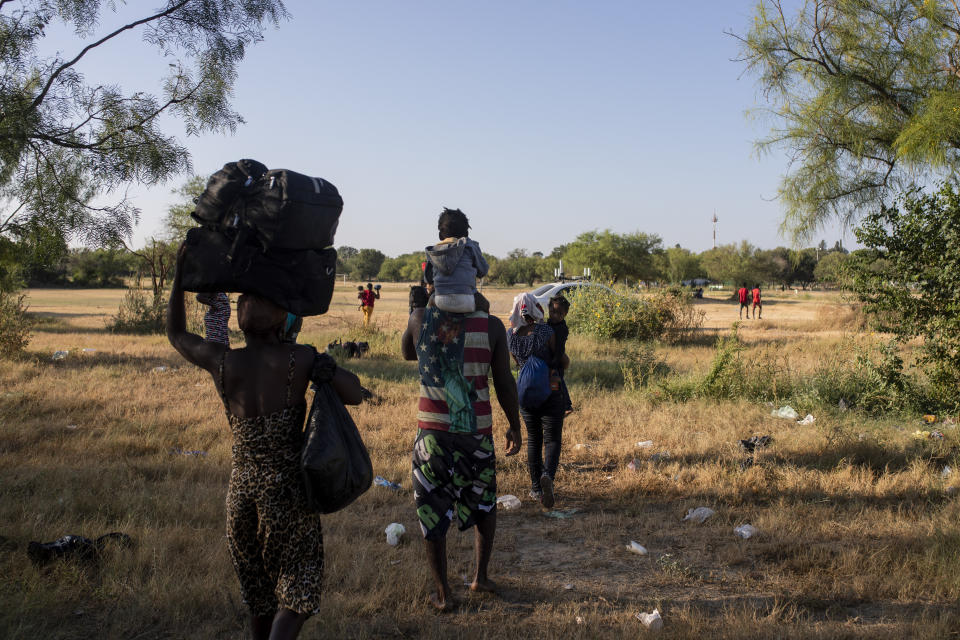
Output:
(225, 406), (323, 616)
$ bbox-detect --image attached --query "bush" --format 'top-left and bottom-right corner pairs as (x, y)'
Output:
(0, 290), (31, 356)
(108, 289), (166, 334)
(566, 286), (703, 342)
(618, 343), (669, 390)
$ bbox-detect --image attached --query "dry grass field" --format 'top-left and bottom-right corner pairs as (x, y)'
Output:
(1, 283), (959, 639)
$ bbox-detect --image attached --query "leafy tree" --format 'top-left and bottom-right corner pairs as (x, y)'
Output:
(789, 248), (818, 289)
(561, 230), (663, 283)
(336, 246), (359, 273)
(346, 249), (386, 281)
(378, 252), (426, 282)
(0, 1), (288, 259)
(700, 242), (758, 286)
(735, 0), (960, 239)
(488, 249), (542, 286)
(69, 248), (136, 287)
(162, 175), (207, 242)
(813, 250), (851, 287)
(851, 184), (960, 401)
(660, 246), (704, 284)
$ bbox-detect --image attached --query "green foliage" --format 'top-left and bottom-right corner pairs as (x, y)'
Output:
(813, 251), (851, 287)
(618, 343), (670, 391)
(659, 246), (703, 284)
(488, 249), (544, 286)
(0, 2), (288, 248)
(0, 290), (30, 356)
(343, 249), (386, 281)
(852, 184), (960, 403)
(561, 230), (662, 282)
(659, 328), (929, 414)
(108, 290), (166, 335)
(162, 175), (207, 242)
(378, 252), (426, 282)
(69, 248), (136, 287)
(566, 286), (702, 342)
(735, 0), (960, 239)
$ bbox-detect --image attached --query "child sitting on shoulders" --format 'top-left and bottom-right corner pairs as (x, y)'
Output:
(425, 207), (489, 314)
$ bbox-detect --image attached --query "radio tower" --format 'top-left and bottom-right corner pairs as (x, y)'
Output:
(712, 211), (718, 249)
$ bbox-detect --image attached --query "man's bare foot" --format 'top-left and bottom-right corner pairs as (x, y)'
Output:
(470, 578), (497, 593)
(429, 592), (456, 612)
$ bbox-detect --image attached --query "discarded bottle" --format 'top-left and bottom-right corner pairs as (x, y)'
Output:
(374, 476), (401, 491)
(627, 541), (648, 555)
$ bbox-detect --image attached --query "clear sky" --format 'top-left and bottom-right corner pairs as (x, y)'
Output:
(52, 0), (851, 257)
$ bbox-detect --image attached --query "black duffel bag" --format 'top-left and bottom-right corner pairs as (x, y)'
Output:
(179, 227), (337, 316)
(192, 160), (343, 252)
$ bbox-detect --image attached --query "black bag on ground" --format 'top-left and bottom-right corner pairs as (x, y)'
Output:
(301, 382), (373, 514)
(180, 227), (337, 316)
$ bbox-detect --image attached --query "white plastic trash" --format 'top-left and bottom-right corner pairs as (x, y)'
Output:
(942, 466), (953, 478)
(385, 522), (406, 546)
(797, 414), (815, 425)
(51, 350), (69, 361)
(734, 524), (758, 539)
(682, 506), (716, 523)
(772, 406), (799, 420)
(627, 541), (648, 555)
(636, 609), (663, 631)
(636, 440), (654, 448)
(496, 494), (522, 510)
(153, 366), (168, 373)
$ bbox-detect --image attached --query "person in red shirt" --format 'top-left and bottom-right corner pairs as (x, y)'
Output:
(737, 283), (750, 319)
(358, 282), (380, 327)
(752, 284), (762, 319)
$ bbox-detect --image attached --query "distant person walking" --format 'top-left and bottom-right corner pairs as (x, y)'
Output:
(168, 245), (364, 640)
(358, 282), (380, 327)
(737, 283), (751, 319)
(752, 285), (762, 319)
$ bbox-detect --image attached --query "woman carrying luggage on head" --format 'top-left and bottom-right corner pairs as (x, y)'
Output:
(507, 292), (566, 509)
(167, 244), (364, 640)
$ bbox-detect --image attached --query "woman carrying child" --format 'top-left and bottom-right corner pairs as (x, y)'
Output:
(507, 292), (566, 508)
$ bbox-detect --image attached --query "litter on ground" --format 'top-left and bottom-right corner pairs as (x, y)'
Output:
(496, 494), (522, 510)
(374, 476), (401, 491)
(682, 506), (716, 523)
(627, 458), (642, 471)
(636, 609), (664, 632)
(772, 406), (799, 420)
(649, 451), (671, 463)
(734, 524), (759, 539)
(797, 414), (816, 426)
(924, 414), (937, 424)
(739, 435), (772, 453)
(543, 508), (579, 519)
(385, 522), (405, 546)
(627, 541), (648, 555)
(51, 350), (69, 361)
(152, 366), (169, 373)
(636, 440), (654, 448)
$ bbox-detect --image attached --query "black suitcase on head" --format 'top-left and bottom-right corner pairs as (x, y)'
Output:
(179, 227), (338, 317)
(191, 160), (343, 252)
(183, 159), (343, 315)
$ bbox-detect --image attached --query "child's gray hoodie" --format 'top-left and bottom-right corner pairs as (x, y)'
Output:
(425, 237), (489, 295)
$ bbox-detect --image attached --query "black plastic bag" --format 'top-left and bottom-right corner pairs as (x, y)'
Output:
(301, 383), (372, 513)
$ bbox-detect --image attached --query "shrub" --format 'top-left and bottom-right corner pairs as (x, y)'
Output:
(566, 286), (702, 342)
(108, 289), (166, 334)
(0, 290), (31, 356)
(618, 343), (670, 390)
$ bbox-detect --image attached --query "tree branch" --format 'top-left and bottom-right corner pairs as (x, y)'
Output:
(29, 1), (191, 111)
